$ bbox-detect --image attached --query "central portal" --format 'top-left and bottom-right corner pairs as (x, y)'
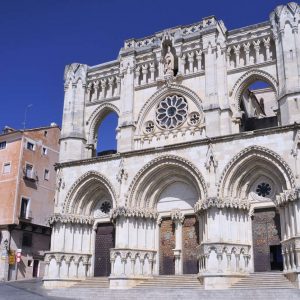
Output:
(94, 223), (115, 277)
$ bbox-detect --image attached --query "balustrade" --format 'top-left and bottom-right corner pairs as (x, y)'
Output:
(227, 37), (275, 70)
(110, 248), (156, 277)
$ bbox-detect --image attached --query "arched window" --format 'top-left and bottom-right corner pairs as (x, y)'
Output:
(95, 112), (118, 157)
(239, 80), (278, 132)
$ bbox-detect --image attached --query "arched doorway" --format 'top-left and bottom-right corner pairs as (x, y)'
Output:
(218, 146), (294, 274)
(157, 181), (199, 275)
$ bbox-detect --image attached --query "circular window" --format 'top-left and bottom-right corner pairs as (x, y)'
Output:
(100, 201), (112, 214)
(156, 95), (188, 129)
(256, 183), (271, 197)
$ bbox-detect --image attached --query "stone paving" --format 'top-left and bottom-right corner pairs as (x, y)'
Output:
(0, 279), (300, 300)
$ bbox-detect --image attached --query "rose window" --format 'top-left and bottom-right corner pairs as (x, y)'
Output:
(100, 201), (112, 214)
(156, 95), (188, 129)
(256, 183), (271, 197)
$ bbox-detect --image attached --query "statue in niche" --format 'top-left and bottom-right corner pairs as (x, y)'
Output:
(164, 46), (175, 75)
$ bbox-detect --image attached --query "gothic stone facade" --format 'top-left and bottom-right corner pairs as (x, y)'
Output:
(44, 2), (300, 289)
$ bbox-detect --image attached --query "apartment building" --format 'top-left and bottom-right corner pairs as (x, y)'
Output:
(0, 124), (60, 280)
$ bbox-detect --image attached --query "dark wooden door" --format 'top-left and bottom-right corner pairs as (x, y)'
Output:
(32, 260), (39, 277)
(182, 215), (199, 274)
(252, 208), (282, 272)
(159, 218), (175, 275)
(94, 223), (115, 277)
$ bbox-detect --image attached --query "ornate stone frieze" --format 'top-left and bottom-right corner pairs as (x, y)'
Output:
(194, 197), (250, 213)
(110, 206), (158, 220)
(44, 252), (92, 264)
(48, 213), (94, 226)
(275, 189), (300, 207)
(197, 243), (251, 257)
(110, 248), (156, 261)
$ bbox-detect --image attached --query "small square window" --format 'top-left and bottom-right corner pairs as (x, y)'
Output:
(0, 141), (6, 150)
(42, 147), (47, 155)
(25, 164), (33, 178)
(44, 169), (50, 180)
(44, 130), (48, 137)
(3, 162), (11, 174)
(27, 260), (33, 267)
(27, 142), (34, 151)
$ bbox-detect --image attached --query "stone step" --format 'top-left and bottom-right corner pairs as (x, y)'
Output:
(231, 272), (295, 289)
(72, 276), (109, 288)
(134, 275), (203, 289)
(47, 288), (300, 300)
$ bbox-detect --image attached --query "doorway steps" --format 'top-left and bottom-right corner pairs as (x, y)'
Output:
(134, 274), (203, 289)
(231, 272), (295, 289)
(72, 276), (109, 288)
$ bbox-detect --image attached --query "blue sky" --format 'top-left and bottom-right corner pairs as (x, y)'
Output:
(0, 0), (285, 151)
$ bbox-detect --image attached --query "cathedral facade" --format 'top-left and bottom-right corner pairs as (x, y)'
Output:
(44, 2), (300, 289)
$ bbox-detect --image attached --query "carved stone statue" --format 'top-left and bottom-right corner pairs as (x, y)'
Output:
(164, 46), (174, 75)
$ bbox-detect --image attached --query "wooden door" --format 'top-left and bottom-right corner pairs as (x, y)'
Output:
(94, 223), (115, 276)
(182, 215), (199, 274)
(252, 208), (282, 272)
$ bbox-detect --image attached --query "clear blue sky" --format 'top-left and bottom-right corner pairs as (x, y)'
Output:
(0, 0), (285, 150)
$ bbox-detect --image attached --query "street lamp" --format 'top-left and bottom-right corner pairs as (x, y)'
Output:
(23, 104), (33, 130)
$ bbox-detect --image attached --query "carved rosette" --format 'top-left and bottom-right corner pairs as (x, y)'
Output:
(194, 197), (250, 213)
(48, 213), (95, 226)
(110, 206), (158, 220)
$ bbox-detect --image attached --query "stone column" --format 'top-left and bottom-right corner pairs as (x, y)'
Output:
(171, 209), (184, 275)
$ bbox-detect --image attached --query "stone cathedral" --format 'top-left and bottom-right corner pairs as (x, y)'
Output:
(44, 2), (300, 290)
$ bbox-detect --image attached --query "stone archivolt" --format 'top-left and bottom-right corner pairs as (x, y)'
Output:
(125, 154), (207, 208)
(217, 145), (295, 199)
(63, 170), (117, 214)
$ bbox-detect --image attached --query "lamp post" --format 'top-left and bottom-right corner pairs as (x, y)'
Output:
(23, 104), (33, 130)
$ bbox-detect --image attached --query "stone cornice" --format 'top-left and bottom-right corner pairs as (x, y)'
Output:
(48, 213), (94, 226)
(275, 189), (300, 207)
(194, 197), (250, 213)
(110, 206), (158, 220)
(55, 123), (300, 170)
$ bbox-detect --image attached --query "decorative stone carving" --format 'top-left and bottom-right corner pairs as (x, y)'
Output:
(205, 143), (218, 171)
(48, 213), (94, 226)
(194, 197), (250, 213)
(170, 208), (185, 224)
(116, 158), (128, 183)
(110, 206), (158, 220)
(275, 188), (300, 206)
